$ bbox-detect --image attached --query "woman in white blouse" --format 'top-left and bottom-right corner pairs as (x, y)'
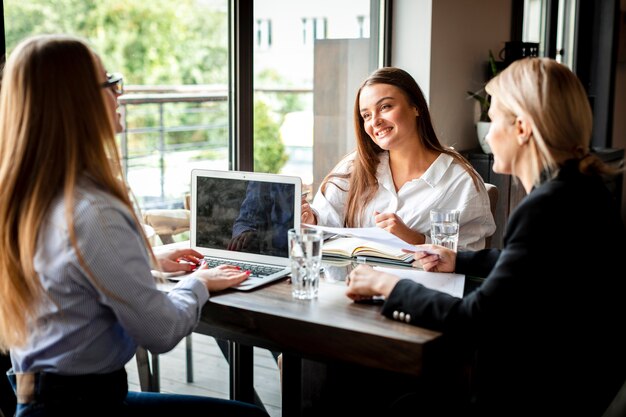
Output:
(302, 67), (495, 250)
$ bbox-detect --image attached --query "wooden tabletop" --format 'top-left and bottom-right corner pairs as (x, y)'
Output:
(196, 275), (442, 377)
(154, 240), (444, 376)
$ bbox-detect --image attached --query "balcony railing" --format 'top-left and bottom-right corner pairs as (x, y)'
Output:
(118, 86), (229, 209)
(118, 85), (313, 210)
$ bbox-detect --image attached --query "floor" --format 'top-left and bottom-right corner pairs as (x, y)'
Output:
(125, 334), (282, 417)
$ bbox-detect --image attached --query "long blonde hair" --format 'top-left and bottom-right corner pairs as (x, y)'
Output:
(0, 34), (153, 351)
(321, 66), (484, 227)
(485, 57), (618, 186)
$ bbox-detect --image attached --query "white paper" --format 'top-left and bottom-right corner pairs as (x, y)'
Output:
(373, 266), (465, 298)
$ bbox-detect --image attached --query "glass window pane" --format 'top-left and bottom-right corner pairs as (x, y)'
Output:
(4, 0), (230, 211)
(556, 0), (577, 68)
(253, 0), (381, 196)
(523, 0), (546, 55)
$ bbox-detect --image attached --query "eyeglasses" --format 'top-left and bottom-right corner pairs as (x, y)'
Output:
(101, 72), (124, 95)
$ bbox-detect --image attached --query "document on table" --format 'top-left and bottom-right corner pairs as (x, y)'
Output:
(373, 266), (465, 298)
(304, 224), (415, 250)
(303, 224), (438, 255)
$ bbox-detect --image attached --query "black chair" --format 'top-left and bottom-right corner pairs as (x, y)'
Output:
(484, 183), (498, 249)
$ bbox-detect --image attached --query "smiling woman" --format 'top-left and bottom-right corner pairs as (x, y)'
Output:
(302, 66), (496, 251)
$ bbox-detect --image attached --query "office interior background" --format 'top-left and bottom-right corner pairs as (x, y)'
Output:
(1, 0), (625, 229)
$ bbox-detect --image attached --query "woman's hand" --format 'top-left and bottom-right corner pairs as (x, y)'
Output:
(373, 211), (425, 245)
(345, 264), (400, 301)
(301, 195), (317, 225)
(409, 244), (457, 272)
(193, 264), (251, 292)
(156, 248), (203, 273)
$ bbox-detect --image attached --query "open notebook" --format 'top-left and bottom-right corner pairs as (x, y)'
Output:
(190, 169), (301, 291)
(322, 236), (414, 265)
(304, 224), (419, 266)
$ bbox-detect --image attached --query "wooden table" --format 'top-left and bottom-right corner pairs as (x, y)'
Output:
(154, 242), (452, 415)
(195, 273), (445, 416)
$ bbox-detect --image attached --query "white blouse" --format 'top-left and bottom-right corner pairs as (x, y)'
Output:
(310, 151), (496, 250)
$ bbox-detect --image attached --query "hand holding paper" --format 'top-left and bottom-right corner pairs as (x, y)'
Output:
(411, 244), (456, 273)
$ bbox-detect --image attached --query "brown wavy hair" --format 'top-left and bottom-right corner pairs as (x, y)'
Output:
(321, 66), (483, 227)
(0, 35), (153, 351)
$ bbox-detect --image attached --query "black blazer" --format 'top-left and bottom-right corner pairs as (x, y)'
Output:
(383, 161), (626, 417)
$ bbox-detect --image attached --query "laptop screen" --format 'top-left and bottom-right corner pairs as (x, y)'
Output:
(193, 171), (299, 259)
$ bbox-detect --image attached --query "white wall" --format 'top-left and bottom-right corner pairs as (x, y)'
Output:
(391, 0), (511, 151)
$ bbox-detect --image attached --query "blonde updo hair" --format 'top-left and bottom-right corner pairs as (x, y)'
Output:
(485, 57), (617, 187)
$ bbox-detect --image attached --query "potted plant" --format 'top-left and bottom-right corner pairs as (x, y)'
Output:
(467, 50), (500, 153)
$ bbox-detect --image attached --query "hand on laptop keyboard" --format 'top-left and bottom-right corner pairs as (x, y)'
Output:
(156, 248), (203, 273)
(192, 264), (251, 292)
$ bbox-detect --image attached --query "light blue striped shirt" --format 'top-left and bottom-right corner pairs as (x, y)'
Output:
(11, 179), (208, 375)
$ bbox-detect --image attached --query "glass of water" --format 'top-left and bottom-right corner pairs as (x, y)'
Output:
(288, 228), (323, 299)
(429, 208), (460, 252)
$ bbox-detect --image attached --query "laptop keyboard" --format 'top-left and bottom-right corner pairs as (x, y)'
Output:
(203, 257), (284, 278)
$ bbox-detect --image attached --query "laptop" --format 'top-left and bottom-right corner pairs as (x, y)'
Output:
(190, 169), (301, 291)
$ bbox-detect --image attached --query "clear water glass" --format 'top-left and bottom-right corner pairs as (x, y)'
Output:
(288, 228), (323, 299)
(430, 208), (460, 252)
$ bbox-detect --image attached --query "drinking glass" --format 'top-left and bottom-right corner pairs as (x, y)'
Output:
(430, 208), (460, 252)
(288, 228), (323, 299)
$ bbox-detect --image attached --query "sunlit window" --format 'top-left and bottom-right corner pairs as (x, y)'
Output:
(253, 0), (382, 196)
(256, 18), (273, 49)
(4, 0), (229, 210)
(3, 0), (387, 210)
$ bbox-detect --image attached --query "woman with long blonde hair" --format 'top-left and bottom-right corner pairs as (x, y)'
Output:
(0, 34), (267, 417)
(302, 67), (495, 250)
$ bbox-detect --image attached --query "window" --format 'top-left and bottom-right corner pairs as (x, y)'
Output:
(523, 0), (545, 48)
(1, 0), (390, 209)
(302, 17), (328, 45)
(522, 0), (577, 68)
(555, 0), (577, 68)
(3, 0), (229, 210)
(255, 18), (273, 49)
(356, 15), (367, 38)
(253, 0), (386, 195)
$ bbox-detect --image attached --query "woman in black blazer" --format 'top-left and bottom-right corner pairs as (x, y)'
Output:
(346, 57), (626, 417)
